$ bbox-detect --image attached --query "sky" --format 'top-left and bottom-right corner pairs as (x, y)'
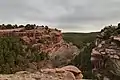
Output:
(0, 0), (120, 32)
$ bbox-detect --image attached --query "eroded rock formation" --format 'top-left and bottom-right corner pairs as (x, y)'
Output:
(0, 25), (79, 56)
(0, 25), (80, 77)
(0, 65), (83, 80)
(91, 24), (120, 80)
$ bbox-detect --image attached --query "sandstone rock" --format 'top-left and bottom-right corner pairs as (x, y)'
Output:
(21, 36), (30, 44)
(0, 25), (81, 79)
(0, 26), (79, 64)
(50, 44), (80, 67)
(113, 36), (120, 42)
(113, 55), (119, 59)
(91, 49), (101, 56)
(98, 44), (102, 48)
(105, 49), (116, 54)
(0, 28), (25, 32)
(61, 65), (81, 74)
(91, 24), (120, 79)
(0, 66), (83, 80)
(64, 71), (76, 80)
(55, 68), (65, 73)
(62, 65), (83, 79)
(75, 73), (83, 79)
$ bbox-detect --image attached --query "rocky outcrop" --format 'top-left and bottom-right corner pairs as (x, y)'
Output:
(0, 25), (80, 71)
(0, 25), (81, 79)
(91, 24), (120, 80)
(0, 65), (83, 80)
(0, 25), (79, 54)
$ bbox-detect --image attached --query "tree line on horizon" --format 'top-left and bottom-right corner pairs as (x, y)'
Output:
(0, 24), (49, 30)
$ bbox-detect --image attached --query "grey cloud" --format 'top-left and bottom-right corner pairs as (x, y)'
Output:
(0, 0), (120, 32)
(0, 0), (42, 22)
(57, 0), (120, 23)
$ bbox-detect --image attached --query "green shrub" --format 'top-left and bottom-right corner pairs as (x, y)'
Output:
(63, 32), (98, 49)
(72, 43), (95, 79)
(0, 37), (47, 74)
(25, 24), (35, 30)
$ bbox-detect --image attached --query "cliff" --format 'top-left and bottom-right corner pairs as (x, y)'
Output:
(0, 25), (79, 56)
(0, 24), (81, 79)
(91, 24), (120, 80)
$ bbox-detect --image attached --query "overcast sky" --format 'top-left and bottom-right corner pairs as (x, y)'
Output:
(0, 0), (120, 32)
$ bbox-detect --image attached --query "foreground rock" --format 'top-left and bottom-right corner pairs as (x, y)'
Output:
(0, 65), (83, 80)
(91, 24), (120, 80)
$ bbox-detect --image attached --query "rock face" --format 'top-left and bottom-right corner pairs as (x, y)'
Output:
(0, 25), (81, 79)
(91, 24), (120, 80)
(0, 65), (83, 80)
(0, 25), (80, 67)
(0, 25), (79, 51)
(0, 26), (63, 54)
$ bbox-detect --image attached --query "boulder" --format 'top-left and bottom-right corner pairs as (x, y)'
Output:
(61, 65), (81, 74)
(62, 65), (83, 79)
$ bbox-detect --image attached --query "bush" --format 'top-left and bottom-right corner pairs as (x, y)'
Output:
(72, 42), (95, 79)
(0, 37), (47, 74)
(25, 24), (35, 30)
(63, 33), (98, 49)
